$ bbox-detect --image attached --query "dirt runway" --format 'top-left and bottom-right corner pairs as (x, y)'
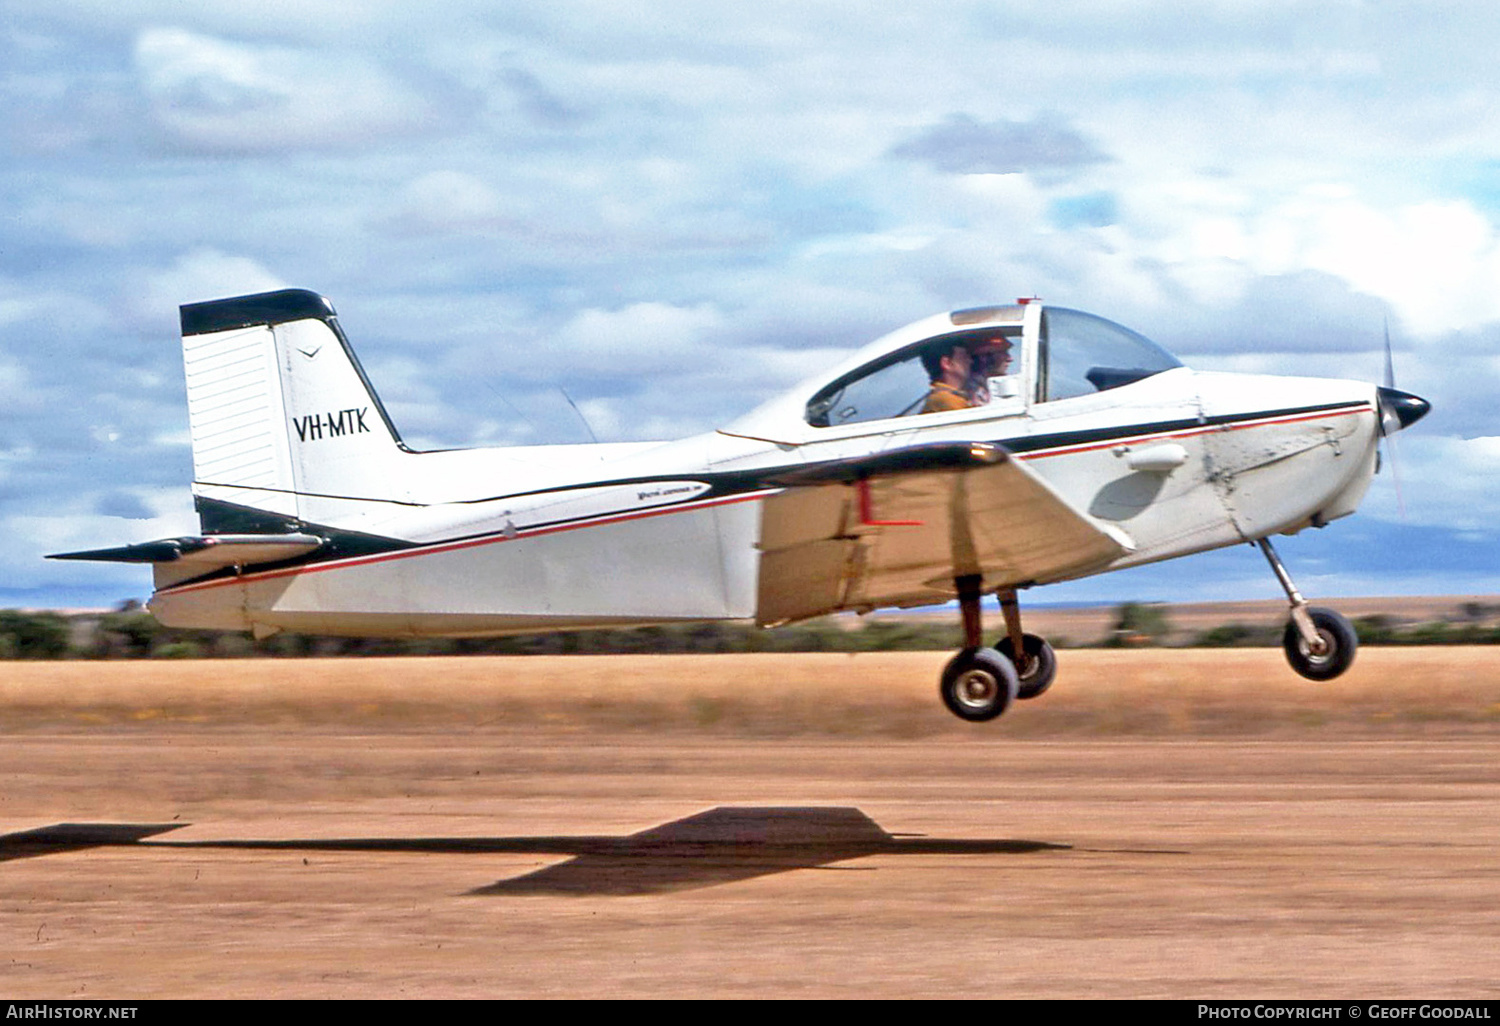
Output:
(2, 650), (1498, 998)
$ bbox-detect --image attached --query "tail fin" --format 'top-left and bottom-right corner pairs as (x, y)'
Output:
(180, 289), (409, 530)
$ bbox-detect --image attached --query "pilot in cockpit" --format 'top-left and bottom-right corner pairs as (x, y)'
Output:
(920, 334), (1015, 414)
(919, 341), (974, 414)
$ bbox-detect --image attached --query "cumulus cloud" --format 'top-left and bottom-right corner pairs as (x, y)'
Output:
(127, 249), (286, 329)
(554, 301), (726, 375)
(93, 490), (156, 519)
(5, 499), (196, 593)
(0, 359), (34, 413)
(133, 27), (454, 152)
(1257, 194), (1500, 337)
(1103, 179), (1500, 337)
(1153, 270), (1392, 357)
(1359, 434), (1500, 531)
(383, 171), (520, 235)
(889, 113), (1111, 176)
(498, 67), (586, 128)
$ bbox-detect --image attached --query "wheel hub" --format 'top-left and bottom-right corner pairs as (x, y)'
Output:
(1299, 629), (1335, 665)
(956, 669), (999, 708)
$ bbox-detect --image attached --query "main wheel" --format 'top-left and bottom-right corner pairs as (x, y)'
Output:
(995, 633), (1057, 700)
(939, 647), (1020, 722)
(1282, 607), (1357, 681)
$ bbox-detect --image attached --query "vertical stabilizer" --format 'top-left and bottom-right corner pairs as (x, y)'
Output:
(180, 289), (408, 528)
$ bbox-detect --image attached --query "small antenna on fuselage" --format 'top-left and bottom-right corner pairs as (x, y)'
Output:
(558, 386), (600, 444)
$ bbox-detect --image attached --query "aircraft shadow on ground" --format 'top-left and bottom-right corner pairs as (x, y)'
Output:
(0, 807), (1076, 896)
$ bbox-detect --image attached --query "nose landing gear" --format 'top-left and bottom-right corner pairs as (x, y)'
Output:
(1258, 538), (1357, 681)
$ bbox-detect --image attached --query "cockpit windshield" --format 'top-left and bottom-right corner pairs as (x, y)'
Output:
(1039, 308), (1181, 402)
(800, 306), (1180, 427)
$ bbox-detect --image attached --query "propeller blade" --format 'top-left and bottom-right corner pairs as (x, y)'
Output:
(1383, 317), (1396, 390)
(1380, 318), (1403, 517)
(1374, 322), (1430, 520)
(1385, 419), (1407, 519)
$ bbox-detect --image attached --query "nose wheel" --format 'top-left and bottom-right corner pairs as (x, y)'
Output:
(1258, 538), (1357, 681)
(1282, 606), (1358, 680)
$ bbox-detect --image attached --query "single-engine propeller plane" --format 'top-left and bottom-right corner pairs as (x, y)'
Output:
(52, 290), (1430, 721)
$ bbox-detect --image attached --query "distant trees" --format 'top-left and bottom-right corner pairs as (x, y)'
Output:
(94, 601), (161, 658)
(1, 599), (1497, 659)
(1192, 622), (1278, 647)
(0, 605), (964, 660)
(0, 610), (71, 659)
(1106, 602), (1172, 647)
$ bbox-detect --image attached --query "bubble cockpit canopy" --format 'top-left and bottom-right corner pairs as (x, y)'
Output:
(802, 304), (1182, 428)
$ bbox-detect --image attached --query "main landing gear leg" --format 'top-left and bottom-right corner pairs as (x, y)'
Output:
(959, 573), (984, 649)
(938, 575), (1019, 722)
(995, 587), (1058, 700)
(1258, 537), (1357, 681)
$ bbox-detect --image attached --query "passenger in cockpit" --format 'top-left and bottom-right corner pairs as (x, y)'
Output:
(967, 335), (1014, 406)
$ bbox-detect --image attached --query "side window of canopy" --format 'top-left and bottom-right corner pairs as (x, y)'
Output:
(806, 328), (1022, 427)
(1039, 308), (1181, 403)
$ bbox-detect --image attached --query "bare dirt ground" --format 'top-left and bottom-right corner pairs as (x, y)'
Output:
(2, 650), (1498, 998)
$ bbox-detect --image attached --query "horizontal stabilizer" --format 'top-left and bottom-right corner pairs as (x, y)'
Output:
(48, 533), (323, 567)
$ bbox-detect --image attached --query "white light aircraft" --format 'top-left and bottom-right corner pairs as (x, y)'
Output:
(52, 290), (1431, 721)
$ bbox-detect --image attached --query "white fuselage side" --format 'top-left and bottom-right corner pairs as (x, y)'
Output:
(150, 365), (1382, 637)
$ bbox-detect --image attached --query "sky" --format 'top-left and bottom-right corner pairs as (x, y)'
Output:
(4, 0), (1498, 611)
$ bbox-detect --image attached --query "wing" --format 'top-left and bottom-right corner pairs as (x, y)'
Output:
(755, 442), (1134, 625)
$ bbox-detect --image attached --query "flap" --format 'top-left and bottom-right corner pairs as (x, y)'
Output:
(755, 444), (1132, 625)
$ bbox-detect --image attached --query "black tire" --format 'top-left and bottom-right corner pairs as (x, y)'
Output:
(995, 633), (1057, 700)
(1282, 607), (1357, 681)
(939, 647), (1020, 722)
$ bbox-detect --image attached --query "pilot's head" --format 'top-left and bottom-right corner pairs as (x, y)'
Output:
(972, 335), (1014, 377)
(921, 341), (972, 384)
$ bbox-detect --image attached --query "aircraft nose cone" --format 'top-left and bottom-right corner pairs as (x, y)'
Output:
(1377, 386), (1431, 431)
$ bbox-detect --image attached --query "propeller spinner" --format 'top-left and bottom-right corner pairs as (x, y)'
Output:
(1376, 385), (1430, 434)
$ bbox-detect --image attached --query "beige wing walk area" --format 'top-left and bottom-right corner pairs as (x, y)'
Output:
(754, 442), (1135, 625)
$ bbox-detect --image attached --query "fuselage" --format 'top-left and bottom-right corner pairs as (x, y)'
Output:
(149, 358), (1384, 638)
